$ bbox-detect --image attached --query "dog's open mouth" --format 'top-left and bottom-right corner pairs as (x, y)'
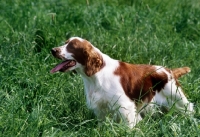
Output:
(50, 60), (76, 73)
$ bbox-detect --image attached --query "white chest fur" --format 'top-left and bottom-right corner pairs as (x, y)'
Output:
(80, 56), (139, 127)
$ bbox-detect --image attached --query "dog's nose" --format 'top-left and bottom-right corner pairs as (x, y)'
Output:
(51, 48), (58, 56)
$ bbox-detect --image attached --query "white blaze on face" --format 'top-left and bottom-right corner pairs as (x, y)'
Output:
(57, 43), (73, 60)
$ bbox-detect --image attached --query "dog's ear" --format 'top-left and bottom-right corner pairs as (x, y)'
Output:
(84, 49), (103, 77)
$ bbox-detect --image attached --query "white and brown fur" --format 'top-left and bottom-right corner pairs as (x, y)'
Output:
(50, 37), (194, 128)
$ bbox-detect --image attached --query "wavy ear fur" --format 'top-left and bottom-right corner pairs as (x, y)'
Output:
(85, 49), (103, 76)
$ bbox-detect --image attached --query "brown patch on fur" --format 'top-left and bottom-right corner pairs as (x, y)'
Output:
(67, 39), (104, 76)
(114, 62), (168, 103)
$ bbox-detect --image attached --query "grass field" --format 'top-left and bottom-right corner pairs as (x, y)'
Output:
(0, 0), (200, 136)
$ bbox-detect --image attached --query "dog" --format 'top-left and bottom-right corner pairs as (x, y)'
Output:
(50, 37), (194, 128)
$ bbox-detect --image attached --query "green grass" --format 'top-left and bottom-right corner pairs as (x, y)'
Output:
(0, 0), (200, 136)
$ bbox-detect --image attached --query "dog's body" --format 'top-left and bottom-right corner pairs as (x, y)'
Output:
(51, 37), (194, 128)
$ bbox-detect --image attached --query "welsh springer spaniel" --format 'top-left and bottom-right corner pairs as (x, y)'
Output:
(51, 37), (194, 128)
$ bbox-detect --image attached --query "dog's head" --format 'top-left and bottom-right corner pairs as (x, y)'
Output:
(50, 37), (104, 76)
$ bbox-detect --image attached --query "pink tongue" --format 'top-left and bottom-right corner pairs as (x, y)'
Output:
(50, 61), (70, 73)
